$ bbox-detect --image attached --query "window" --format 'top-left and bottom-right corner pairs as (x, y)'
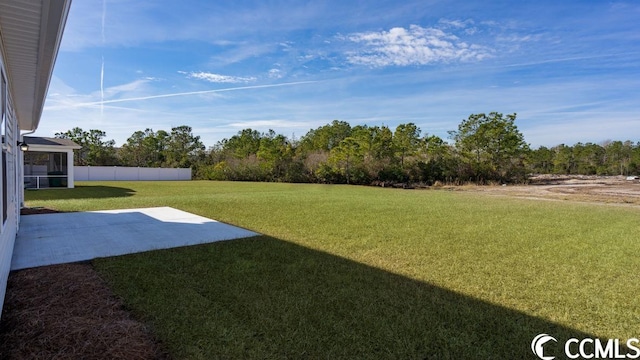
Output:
(1, 70), (6, 224)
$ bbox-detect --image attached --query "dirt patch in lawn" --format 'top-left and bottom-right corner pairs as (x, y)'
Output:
(0, 210), (169, 360)
(453, 175), (640, 206)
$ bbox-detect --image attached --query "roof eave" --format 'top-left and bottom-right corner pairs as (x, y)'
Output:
(0, 0), (72, 131)
(29, 0), (72, 131)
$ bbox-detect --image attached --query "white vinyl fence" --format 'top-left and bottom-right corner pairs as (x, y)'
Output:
(75, 166), (191, 181)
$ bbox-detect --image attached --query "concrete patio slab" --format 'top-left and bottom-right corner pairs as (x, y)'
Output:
(11, 207), (259, 270)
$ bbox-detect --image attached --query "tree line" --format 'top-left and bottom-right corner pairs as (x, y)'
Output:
(55, 112), (640, 185)
(55, 125), (205, 169)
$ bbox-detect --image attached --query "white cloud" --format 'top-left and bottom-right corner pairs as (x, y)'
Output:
(438, 19), (474, 29)
(45, 77), (158, 111)
(268, 69), (284, 79)
(438, 18), (479, 36)
(182, 71), (257, 83)
(345, 25), (493, 67)
(279, 42), (294, 50)
(226, 119), (310, 129)
(104, 79), (152, 94)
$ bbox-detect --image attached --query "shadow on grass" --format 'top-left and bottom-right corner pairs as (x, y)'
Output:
(94, 236), (612, 360)
(25, 185), (135, 201)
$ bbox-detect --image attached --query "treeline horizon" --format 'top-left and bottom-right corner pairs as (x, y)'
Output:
(55, 112), (640, 185)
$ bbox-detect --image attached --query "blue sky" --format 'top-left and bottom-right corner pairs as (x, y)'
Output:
(39, 0), (640, 148)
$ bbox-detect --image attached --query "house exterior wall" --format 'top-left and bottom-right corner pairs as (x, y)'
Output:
(0, 43), (22, 316)
(0, 0), (72, 319)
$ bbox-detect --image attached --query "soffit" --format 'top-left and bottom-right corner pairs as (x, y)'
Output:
(0, 0), (71, 131)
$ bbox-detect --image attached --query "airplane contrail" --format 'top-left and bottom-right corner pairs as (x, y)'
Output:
(504, 52), (637, 68)
(60, 80), (320, 108)
(100, 57), (105, 112)
(100, 0), (106, 118)
(101, 0), (106, 43)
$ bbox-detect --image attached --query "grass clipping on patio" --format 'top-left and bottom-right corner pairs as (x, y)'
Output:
(0, 263), (168, 360)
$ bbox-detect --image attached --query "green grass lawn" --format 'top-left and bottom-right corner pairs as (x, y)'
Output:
(25, 181), (640, 359)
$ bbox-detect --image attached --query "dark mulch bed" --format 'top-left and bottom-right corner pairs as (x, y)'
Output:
(0, 208), (169, 359)
(0, 264), (169, 360)
(19, 207), (64, 215)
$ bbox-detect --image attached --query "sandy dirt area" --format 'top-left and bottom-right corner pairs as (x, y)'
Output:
(454, 175), (640, 206)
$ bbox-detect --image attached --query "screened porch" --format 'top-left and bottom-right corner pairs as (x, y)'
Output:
(22, 136), (80, 189)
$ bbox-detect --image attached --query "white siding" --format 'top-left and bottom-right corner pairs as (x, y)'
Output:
(0, 58), (20, 316)
(0, 211), (16, 314)
(0, 0), (72, 318)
